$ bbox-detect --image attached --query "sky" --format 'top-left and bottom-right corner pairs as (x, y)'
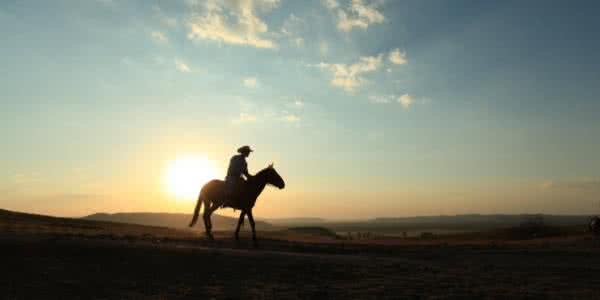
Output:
(1, 0), (600, 219)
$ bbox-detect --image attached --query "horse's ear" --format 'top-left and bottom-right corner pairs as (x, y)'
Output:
(268, 162), (274, 169)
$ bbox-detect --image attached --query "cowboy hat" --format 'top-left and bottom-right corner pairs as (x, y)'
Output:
(237, 145), (254, 154)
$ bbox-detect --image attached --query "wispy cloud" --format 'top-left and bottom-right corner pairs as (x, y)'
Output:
(369, 95), (393, 104)
(292, 37), (305, 47)
(175, 58), (191, 72)
(324, 0), (385, 33)
(324, 0), (340, 9)
(388, 48), (407, 65)
(150, 30), (168, 44)
(319, 41), (329, 57)
(120, 57), (134, 66)
(256, 0), (281, 11)
(243, 77), (258, 88)
(283, 114), (301, 122)
(283, 98), (305, 109)
(369, 94), (427, 110)
(187, 0), (279, 49)
(398, 94), (414, 109)
(233, 98), (303, 125)
(317, 54), (383, 92)
(280, 13), (305, 48)
(232, 112), (258, 124)
(152, 5), (178, 28)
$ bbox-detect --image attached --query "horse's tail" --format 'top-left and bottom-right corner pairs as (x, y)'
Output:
(189, 192), (204, 227)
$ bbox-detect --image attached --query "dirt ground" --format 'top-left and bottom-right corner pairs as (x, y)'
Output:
(2, 210), (600, 299)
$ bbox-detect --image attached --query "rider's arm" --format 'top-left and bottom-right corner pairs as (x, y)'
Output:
(242, 162), (252, 179)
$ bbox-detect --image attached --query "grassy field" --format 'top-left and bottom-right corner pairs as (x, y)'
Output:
(2, 209), (600, 299)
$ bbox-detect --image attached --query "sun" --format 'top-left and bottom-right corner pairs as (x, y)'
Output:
(164, 155), (218, 200)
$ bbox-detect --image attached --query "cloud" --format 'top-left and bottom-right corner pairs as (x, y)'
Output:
(315, 47), (408, 94)
(398, 94), (414, 109)
(256, 0), (281, 11)
(175, 58), (191, 72)
(233, 113), (257, 124)
(324, 0), (385, 33)
(121, 57), (134, 66)
(293, 37), (305, 47)
(369, 94), (425, 109)
(187, 0), (279, 49)
(243, 77), (258, 88)
(319, 41), (329, 56)
(152, 5), (178, 28)
(280, 13), (305, 48)
(388, 48), (407, 65)
(284, 98), (305, 109)
(323, 0), (339, 9)
(371, 94), (428, 109)
(283, 114), (300, 122)
(150, 31), (168, 44)
(317, 54), (383, 92)
(369, 95), (392, 104)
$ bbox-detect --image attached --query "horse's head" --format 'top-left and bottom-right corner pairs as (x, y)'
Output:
(264, 163), (285, 189)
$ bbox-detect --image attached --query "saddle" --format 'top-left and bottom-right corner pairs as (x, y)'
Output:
(223, 178), (247, 208)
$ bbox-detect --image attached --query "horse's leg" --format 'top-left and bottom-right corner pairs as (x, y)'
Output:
(234, 211), (246, 241)
(206, 204), (216, 229)
(247, 210), (257, 242)
(203, 201), (214, 240)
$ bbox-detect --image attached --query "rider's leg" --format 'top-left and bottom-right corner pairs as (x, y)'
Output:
(223, 179), (234, 206)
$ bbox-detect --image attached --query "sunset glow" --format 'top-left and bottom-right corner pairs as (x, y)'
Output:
(164, 156), (217, 200)
(2, 1), (600, 219)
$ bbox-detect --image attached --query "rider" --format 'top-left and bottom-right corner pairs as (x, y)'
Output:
(224, 145), (253, 206)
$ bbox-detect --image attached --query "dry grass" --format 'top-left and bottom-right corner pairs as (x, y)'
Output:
(2, 209), (600, 299)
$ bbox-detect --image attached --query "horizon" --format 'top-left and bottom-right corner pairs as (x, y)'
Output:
(7, 207), (599, 222)
(2, 0), (600, 219)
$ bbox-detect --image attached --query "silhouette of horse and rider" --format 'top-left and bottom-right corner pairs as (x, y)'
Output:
(189, 146), (285, 242)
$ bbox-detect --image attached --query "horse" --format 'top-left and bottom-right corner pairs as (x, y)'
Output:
(189, 163), (285, 241)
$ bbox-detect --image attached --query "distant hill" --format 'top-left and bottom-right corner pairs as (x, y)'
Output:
(325, 214), (592, 234)
(369, 214), (591, 227)
(264, 217), (326, 226)
(83, 212), (277, 231)
(0, 209), (196, 239)
(264, 214), (593, 235)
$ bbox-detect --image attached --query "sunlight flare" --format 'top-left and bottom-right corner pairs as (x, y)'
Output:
(164, 155), (217, 200)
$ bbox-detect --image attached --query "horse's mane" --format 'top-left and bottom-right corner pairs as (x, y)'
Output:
(250, 167), (276, 184)
(255, 167), (272, 177)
